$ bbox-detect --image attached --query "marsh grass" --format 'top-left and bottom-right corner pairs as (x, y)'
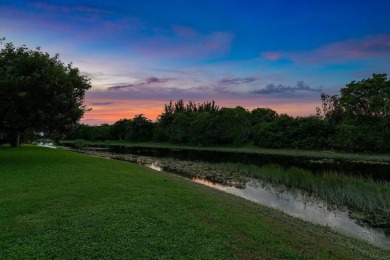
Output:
(1, 146), (389, 257)
(210, 162), (390, 228)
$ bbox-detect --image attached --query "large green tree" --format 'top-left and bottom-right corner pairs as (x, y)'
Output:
(339, 73), (389, 118)
(128, 114), (154, 141)
(0, 39), (91, 146)
(111, 119), (132, 141)
(319, 73), (390, 151)
(320, 73), (390, 120)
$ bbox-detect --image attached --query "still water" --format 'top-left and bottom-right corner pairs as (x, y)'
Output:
(111, 146), (390, 181)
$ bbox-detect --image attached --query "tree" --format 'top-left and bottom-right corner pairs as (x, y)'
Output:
(0, 39), (91, 146)
(128, 114), (154, 141)
(340, 73), (389, 118)
(318, 74), (390, 152)
(253, 114), (295, 148)
(292, 116), (330, 150)
(111, 119), (132, 141)
(154, 100), (219, 142)
(250, 107), (278, 140)
(319, 74), (389, 120)
(168, 113), (193, 143)
(218, 107), (251, 143)
(189, 112), (219, 145)
(250, 107), (278, 125)
(319, 93), (343, 124)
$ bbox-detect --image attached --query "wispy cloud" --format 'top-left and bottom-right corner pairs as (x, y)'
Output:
(90, 102), (114, 106)
(108, 77), (175, 91)
(85, 74), (323, 124)
(250, 81), (322, 94)
(146, 77), (170, 83)
(1, 2), (141, 39)
(262, 34), (390, 64)
(90, 78), (322, 103)
(218, 77), (257, 85)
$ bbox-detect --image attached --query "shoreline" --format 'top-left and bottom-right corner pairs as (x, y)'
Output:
(59, 140), (390, 164)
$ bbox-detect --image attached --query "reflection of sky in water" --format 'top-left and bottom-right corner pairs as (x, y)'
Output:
(145, 162), (163, 172)
(37, 143), (56, 149)
(192, 178), (390, 249)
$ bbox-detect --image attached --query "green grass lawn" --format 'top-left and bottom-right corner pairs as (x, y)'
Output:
(0, 146), (388, 258)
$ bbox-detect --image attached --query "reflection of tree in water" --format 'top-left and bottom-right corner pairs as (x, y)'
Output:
(111, 146), (390, 182)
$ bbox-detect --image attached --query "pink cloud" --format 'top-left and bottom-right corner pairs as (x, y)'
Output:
(87, 73), (322, 103)
(83, 74), (323, 125)
(262, 34), (390, 63)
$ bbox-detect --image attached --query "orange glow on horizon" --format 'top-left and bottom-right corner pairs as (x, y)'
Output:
(81, 98), (321, 125)
(82, 99), (167, 125)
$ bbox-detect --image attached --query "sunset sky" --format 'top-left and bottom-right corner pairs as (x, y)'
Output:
(1, 0), (390, 124)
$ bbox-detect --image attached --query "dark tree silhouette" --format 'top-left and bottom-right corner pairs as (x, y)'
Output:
(0, 39), (91, 146)
(340, 73), (389, 118)
(63, 75), (390, 153)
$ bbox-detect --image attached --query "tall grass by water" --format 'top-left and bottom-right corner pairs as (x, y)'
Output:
(211, 163), (390, 228)
(1, 146), (389, 258)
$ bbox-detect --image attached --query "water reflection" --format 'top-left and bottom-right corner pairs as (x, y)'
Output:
(37, 142), (56, 148)
(110, 145), (390, 181)
(145, 162), (163, 171)
(192, 178), (390, 249)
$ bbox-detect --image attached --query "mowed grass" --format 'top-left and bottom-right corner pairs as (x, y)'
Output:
(0, 146), (388, 258)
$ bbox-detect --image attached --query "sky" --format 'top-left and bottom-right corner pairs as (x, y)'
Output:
(1, 0), (390, 124)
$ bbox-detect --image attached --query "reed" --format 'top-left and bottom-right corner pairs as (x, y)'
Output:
(209, 162), (390, 228)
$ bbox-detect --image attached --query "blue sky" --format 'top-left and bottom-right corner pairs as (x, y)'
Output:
(1, 0), (390, 123)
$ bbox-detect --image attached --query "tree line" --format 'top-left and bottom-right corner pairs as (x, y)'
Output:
(2, 40), (387, 152)
(65, 74), (390, 153)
